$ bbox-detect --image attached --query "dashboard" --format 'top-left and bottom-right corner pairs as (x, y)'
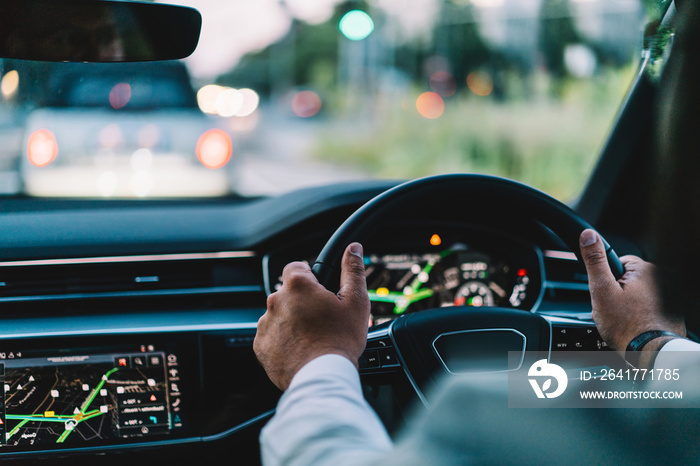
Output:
(0, 181), (617, 464)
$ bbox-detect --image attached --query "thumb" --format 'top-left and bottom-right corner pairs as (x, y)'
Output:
(337, 242), (369, 305)
(579, 229), (617, 292)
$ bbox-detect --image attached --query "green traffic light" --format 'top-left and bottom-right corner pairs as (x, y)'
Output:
(339, 10), (374, 41)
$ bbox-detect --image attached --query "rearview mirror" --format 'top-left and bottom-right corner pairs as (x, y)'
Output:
(0, 0), (201, 62)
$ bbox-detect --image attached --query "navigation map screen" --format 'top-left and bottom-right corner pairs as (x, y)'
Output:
(0, 340), (187, 451)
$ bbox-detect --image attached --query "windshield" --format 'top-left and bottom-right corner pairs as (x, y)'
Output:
(0, 0), (662, 200)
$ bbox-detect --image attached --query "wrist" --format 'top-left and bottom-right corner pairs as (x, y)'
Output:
(281, 347), (360, 390)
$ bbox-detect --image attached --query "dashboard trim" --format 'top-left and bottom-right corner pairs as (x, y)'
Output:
(0, 320), (260, 340)
(543, 250), (577, 261)
(0, 251), (256, 267)
(200, 410), (275, 443)
(529, 244), (547, 314)
(262, 253), (273, 296)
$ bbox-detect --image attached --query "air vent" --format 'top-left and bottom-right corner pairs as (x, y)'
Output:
(543, 252), (588, 285)
(0, 252), (262, 302)
(539, 252), (591, 316)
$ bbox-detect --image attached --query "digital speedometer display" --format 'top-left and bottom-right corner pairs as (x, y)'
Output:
(365, 241), (540, 326)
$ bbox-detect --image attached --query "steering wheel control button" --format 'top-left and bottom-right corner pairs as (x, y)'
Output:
(365, 338), (391, 349)
(377, 348), (399, 367)
(552, 325), (608, 351)
(359, 350), (380, 370)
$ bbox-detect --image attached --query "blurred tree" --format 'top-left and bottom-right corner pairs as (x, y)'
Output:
(435, 1), (493, 89)
(538, 0), (580, 82)
(219, 1), (376, 95)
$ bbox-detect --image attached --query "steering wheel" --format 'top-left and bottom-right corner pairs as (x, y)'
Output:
(311, 174), (624, 400)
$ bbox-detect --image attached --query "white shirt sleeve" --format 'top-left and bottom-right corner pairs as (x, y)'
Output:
(260, 354), (392, 466)
(654, 337), (700, 370)
(658, 338), (700, 352)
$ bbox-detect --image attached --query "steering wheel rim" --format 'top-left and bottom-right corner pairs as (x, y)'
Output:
(312, 174), (624, 290)
(311, 174), (624, 401)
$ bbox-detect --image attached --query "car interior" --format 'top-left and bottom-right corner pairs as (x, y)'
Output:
(0, 0), (684, 464)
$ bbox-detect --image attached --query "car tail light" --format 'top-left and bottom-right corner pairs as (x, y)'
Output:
(27, 129), (58, 167)
(196, 129), (232, 169)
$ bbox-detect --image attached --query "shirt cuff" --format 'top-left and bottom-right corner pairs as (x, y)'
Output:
(654, 337), (700, 370)
(659, 338), (700, 352)
(287, 354), (361, 395)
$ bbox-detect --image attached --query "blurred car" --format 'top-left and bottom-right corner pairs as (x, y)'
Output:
(20, 61), (233, 197)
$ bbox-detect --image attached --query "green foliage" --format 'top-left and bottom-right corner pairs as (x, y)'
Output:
(313, 66), (636, 201)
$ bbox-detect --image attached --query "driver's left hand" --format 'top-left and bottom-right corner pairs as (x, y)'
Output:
(254, 243), (370, 391)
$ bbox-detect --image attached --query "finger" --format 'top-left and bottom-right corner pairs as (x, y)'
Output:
(619, 255), (640, 264)
(253, 314), (268, 355)
(281, 261), (317, 288)
(617, 255), (644, 277)
(579, 229), (618, 292)
(337, 242), (369, 305)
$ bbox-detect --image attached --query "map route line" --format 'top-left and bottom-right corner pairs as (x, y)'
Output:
(81, 367), (120, 415)
(2, 366), (120, 445)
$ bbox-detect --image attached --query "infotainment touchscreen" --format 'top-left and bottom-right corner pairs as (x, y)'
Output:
(0, 341), (186, 450)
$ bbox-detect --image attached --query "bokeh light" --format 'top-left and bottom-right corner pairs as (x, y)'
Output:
(216, 88), (244, 117)
(198, 85), (259, 118)
(196, 129), (233, 169)
(197, 84), (224, 114)
(292, 91), (322, 118)
(416, 92), (445, 119)
(1, 70), (19, 99)
(109, 83), (131, 109)
(98, 124), (123, 149)
(131, 148), (153, 171)
(137, 124), (161, 149)
(339, 10), (374, 41)
(27, 129), (58, 167)
(564, 44), (597, 78)
(429, 71), (456, 97)
(237, 89), (260, 117)
(466, 72), (493, 97)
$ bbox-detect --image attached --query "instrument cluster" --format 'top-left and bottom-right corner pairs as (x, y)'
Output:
(266, 225), (544, 327)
